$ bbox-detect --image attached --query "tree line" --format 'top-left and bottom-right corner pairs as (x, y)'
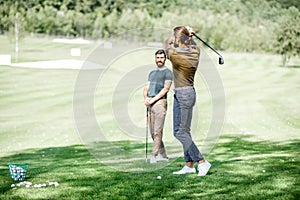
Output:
(0, 0), (299, 65)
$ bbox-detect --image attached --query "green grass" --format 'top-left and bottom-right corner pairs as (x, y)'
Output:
(0, 36), (300, 199)
(0, 137), (299, 199)
(0, 35), (97, 62)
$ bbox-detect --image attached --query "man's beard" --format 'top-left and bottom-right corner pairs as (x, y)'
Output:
(157, 62), (164, 67)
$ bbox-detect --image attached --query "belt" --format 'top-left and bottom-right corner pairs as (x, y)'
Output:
(149, 96), (166, 99)
(174, 86), (194, 91)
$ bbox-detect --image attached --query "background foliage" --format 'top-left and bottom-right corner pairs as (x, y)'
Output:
(0, 0), (299, 65)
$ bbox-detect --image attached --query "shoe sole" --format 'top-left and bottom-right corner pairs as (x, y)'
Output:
(173, 171), (196, 175)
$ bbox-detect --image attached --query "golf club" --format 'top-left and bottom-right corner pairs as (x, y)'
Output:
(192, 33), (224, 65)
(145, 107), (149, 162)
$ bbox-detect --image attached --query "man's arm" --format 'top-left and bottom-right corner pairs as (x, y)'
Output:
(148, 81), (172, 105)
(144, 84), (150, 106)
(143, 85), (149, 99)
(164, 37), (174, 50)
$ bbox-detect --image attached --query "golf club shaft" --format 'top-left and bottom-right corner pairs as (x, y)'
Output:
(192, 33), (224, 64)
(145, 107), (149, 162)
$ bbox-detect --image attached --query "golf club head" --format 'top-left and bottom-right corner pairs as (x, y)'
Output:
(219, 57), (224, 65)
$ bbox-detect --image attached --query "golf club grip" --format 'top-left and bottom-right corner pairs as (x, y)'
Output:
(193, 33), (224, 65)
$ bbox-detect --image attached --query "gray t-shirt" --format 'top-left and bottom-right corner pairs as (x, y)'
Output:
(147, 67), (172, 98)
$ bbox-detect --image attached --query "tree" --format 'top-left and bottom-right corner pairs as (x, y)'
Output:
(6, 3), (27, 62)
(275, 7), (300, 67)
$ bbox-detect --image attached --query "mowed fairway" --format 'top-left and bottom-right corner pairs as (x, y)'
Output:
(0, 36), (299, 199)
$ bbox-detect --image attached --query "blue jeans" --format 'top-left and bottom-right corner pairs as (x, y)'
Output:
(173, 86), (203, 163)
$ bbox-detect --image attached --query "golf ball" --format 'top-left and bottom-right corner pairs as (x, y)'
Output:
(157, 176), (161, 179)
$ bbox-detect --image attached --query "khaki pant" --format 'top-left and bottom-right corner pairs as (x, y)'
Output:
(149, 99), (167, 157)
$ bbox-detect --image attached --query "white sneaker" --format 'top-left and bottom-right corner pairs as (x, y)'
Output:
(150, 156), (157, 164)
(156, 155), (169, 162)
(197, 161), (211, 176)
(173, 165), (196, 175)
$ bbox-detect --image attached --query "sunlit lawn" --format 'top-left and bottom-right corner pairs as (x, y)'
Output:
(0, 36), (299, 199)
(0, 137), (299, 199)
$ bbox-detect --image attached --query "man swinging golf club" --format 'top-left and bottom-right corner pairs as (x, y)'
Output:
(144, 49), (173, 164)
(164, 26), (211, 176)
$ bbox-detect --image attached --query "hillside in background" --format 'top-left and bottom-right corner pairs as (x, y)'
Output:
(0, 0), (299, 55)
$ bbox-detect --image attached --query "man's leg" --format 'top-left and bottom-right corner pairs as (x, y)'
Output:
(174, 92), (193, 162)
(159, 138), (167, 158)
(152, 99), (167, 158)
(173, 88), (210, 175)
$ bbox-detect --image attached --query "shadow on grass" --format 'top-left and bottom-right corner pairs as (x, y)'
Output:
(286, 65), (300, 69)
(0, 136), (299, 199)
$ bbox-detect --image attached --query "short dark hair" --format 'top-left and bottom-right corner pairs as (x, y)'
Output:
(155, 49), (166, 59)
